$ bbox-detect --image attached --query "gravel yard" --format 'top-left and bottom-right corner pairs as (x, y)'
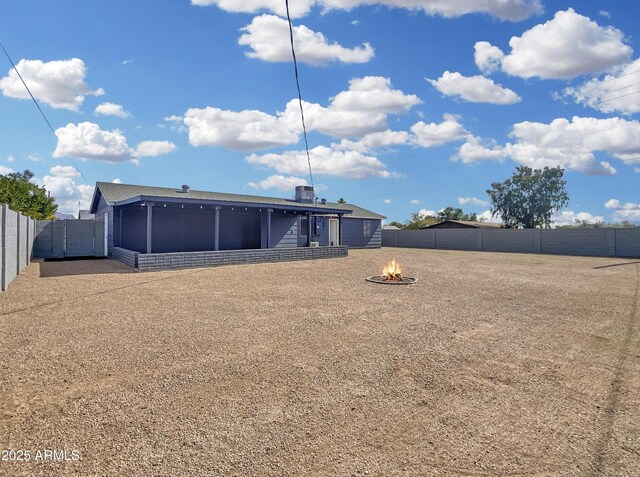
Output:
(1, 248), (639, 476)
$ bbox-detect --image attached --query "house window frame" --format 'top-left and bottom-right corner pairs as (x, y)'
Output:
(363, 220), (372, 236)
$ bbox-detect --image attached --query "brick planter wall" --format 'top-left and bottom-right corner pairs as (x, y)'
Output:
(112, 246), (348, 271)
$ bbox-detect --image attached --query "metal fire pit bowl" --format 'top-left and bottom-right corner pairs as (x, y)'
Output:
(365, 276), (418, 285)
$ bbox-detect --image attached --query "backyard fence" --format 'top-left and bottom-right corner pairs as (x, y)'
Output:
(382, 227), (640, 258)
(34, 216), (106, 260)
(1, 203), (37, 291)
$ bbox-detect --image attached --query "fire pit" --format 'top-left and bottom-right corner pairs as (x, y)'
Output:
(366, 259), (417, 285)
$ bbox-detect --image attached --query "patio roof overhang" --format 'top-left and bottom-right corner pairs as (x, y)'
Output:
(113, 195), (352, 215)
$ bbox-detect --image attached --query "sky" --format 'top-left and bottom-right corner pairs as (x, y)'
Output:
(1, 0), (639, 225)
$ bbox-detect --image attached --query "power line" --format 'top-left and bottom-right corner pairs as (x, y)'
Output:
(284, 0), (314, 195)
(601, 80), (640, 95)
(598, 89), (640, 105)
(0, 39), (89, 184)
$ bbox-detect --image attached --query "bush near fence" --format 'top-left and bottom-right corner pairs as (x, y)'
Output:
(382, 228), (640, 258)
(1, 203), (37, 291)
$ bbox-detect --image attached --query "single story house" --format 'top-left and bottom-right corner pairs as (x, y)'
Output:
(423, 220), (502, 229)
(89, 182), (384, 265)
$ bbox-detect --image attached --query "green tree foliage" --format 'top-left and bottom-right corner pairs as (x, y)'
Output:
(437, 207), (478, 222)
(404, 212), (439, 229)
(0, 170), (58, 219)
(486, 166), (569, 229)
(337, 197), (346, 204)
(558, 219), (639, 229)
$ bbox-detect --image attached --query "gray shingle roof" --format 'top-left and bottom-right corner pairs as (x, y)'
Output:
(92, 182), (385, 219)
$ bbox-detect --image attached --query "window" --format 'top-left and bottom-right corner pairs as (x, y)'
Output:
(300, 217), (308, 236)
(363, 220), (372, 236)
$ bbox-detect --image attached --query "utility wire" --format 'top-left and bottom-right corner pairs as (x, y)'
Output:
(0, 39), (89, 184)
(284, 0), (315, 196)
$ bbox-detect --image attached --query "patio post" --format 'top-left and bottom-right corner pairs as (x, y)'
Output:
(214, 206), (221, 251)
(337, 213), (343, 246)
(307, 211), (312, 247)
(266, 208), (272, 248)
(146, 202), (155, 254)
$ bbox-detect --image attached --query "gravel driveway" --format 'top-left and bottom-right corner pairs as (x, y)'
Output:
(1, 248), (639, 476)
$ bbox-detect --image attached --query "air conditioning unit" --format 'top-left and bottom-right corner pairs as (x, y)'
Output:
(310, 241), (320, 247)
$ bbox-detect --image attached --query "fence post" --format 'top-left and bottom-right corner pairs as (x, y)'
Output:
(16, 211), (20, 276)
(534, 229), (542, 254)
(476, 229), (483, 251)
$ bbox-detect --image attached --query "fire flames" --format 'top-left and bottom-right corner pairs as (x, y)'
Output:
(382, 259), (402, 281)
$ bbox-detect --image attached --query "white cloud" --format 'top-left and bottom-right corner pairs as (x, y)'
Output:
(563, 59), (640, 115)
(191, 0), (314, 18)
(410, 199), (420, 205)
(454, 135), (508, 163)
(6, 155), (15, 163)
(183, 76), (420, 150)
(383, 199), (391, 204)
(95, 102), (130, 118)
(40, 165), (94, 215)
(330, 76), (421, 114)
(456, 116), (640, 174)
(333, 130), (411, 152)
(53, 122), (175, 162)
(603, 199), (640, 224)
(411, 114), (468, 148)
(239, 15), (374, 66)
(247, 174), (308, 191)
(284, 99), (387, 138)
(0, 58), (103, 111)
(0, 165), (14, 175)
(112, 178), (123, 184)
(428, 71), (520, 105)
(552, 210), (605, 227)
(474, 41), (505, 74)
(418, 209), (437, 217)
(487, 9), (632, 79)
(246, 145), (395, 179)
(195, 0), (542, 21)
(184, 107), (299, 151)
(458, 196), (488, 207)
(133, 140), (177, 157)
(478, 209), (502, 224)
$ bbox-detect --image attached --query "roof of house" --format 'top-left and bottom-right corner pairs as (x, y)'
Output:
(424, 220), (502, 229)
(90, 182), (386, 220)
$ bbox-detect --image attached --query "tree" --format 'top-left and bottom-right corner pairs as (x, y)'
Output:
(486, 166), (569, 229)
(0, 170), (58, 219)
(337, 197), (346, 204)
(404, 212), (439, 229)
(437, 206), (478, 222)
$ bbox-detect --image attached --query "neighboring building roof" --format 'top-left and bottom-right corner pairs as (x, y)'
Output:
(424, 220), (502, 229)
(78, 209), (95, 220)
(89, 182), (386, 219)
(383, 225), (401, 230)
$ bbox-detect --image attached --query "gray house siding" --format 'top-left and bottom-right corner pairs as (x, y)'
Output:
(341, 218), (382, 248)
(94, 195), (113, 255)
(264, 214), (298, 249)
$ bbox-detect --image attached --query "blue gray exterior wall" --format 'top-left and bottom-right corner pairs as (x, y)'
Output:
(307, 216), (382, 248)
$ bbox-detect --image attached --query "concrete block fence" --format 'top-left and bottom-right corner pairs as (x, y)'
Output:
(1, 204), (37, 291)
(113, 246), (349, 271)
(382, 228), (640, 258)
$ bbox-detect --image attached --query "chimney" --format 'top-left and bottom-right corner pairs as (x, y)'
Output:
(294, 185), (314, 203)
(181, 184), (190, 193)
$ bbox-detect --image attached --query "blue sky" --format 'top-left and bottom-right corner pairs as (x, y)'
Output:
(1, 0), (639, 224)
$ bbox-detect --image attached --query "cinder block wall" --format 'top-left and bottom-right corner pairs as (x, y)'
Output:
(112, 246), (348, 272)
(382, 228), (640, 258)
(1, 204), (36, 291)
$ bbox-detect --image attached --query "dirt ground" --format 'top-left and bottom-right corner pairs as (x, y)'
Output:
(1, 248), (639, 476)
